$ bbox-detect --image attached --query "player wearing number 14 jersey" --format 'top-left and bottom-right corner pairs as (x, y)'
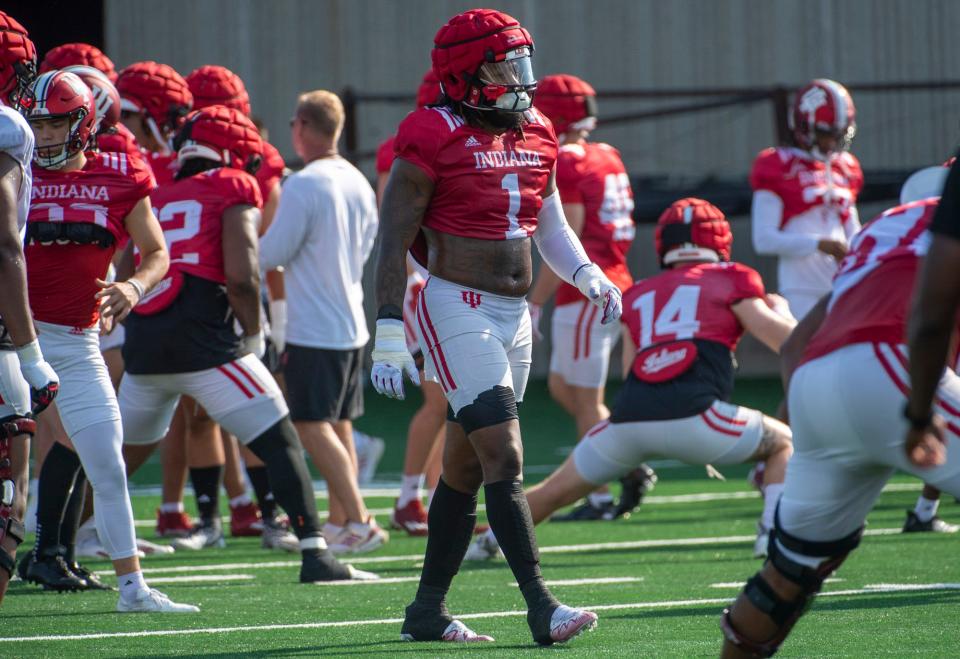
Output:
(468, 198), (796, 562)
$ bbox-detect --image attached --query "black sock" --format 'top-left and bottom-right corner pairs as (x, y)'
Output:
(189, 465), (223, 524)
(33, 442), (82, 558)
(59, 468), (87, 564)
(245, 416), (322, 541)
(484, 479), (557, 612)
(413, 478), (478, 612)
(245, 465), (277, 520)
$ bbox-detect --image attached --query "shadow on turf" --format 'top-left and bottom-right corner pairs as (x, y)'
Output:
(123, 639), (543, 657)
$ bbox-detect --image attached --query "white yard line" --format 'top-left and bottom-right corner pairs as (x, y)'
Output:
(710, 578), (843, 589)
(5, 582), (958, 643)
(147, 574), (255, 585)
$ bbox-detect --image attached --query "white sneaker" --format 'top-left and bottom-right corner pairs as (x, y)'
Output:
(117, 588), (200, 613)
(261, 519), (299, 552)
(137, 537), (175, 555)
(354, 431), (385, 485)
(548, 605), (598, 644)
(170, 523), (225, 551)
(346, 565), (380, 581)
(75, 521), (109, 558)
(464, 532), (501, 561)
(754, 524), (770, 558)
(329, 518), (388, 555)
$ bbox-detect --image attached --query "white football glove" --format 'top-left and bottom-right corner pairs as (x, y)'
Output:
(574, 263), (623, 325)
(241, 330), (266, 359)
(269, 299), (287, 354)
(16, 339), (59, 415)
(370, 319), (420, 400)
(527, 301), (544, 342)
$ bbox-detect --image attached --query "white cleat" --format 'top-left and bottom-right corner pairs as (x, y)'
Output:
(346, 565), (380, 581)
(400, 620), (494, 643)
(261, 520), (299, 552)
(548, 605), (598, 644)
(137, 537), (175, 555)
(329, 519), (388, 555)
(464, 532), (501, 561)
(117, 588), (200, 613)
(170, 523), (225, 551)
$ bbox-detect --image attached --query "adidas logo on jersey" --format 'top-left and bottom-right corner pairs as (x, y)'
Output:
(464, 135), (482, 148)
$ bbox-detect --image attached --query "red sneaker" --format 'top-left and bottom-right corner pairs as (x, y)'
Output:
(156, 509), (193, 538)
(390, 499), (428, 536)
(230, 501), (264, 537)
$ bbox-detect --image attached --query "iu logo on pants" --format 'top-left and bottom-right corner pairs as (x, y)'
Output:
(461, 291), (482, 309)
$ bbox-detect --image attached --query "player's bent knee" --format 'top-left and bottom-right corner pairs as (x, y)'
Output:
(455, 385), (518, 436)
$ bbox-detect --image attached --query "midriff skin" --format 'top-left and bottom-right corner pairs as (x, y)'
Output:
(424, 227), (532, 297)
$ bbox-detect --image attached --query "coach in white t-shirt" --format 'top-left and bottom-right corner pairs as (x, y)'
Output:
(259, 90), (383, 548)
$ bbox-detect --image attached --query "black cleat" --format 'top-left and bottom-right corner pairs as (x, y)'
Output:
(68, 561), (114, 591)
(16, 552), (32, 581)
(550, 499), (615, 522)
(400, 601), (494, 642)
(902, 510), (960, 533)
(26, 550), (87, 591)
(298, 548), (368, 582)
(610, 464), (658, 519)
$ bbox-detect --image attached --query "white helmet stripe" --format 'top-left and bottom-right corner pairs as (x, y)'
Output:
(815, 78), (849, 130)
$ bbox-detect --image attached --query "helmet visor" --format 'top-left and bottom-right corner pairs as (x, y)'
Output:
(478, 48), (535, 88)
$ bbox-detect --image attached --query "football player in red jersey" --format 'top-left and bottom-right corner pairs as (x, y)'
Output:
(467, 198), (795, 561)
(116, 105), (376, 583)
(750, 79), (863, 321)
(720, 189), (960, 657)
(22, 70), (199, 611)
(39, 42), (117, 81)
(526, 73), (655, 522)
(0, 10), (60, 606)
(372, 9), (611, 645)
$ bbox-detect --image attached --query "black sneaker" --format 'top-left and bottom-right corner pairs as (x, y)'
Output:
(299, 548), (377, 582)
(400, 601), (493, 642)
(550, 499), (615, 522)
(26, 549), (87, 591)
(902, 510), (960, 533)
(67, 561), (114, 591)
(610, 464), (658, 519)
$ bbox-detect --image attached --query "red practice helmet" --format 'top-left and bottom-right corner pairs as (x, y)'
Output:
(173, 104), (262, 174)
(40, 42), (117, 82)
(116, 61), (193, 143)
(432, 8), (536, 112)
(26, 70), (96, 168)
(655, 198), (732, 266)
(416, 69), (441, 108)
(186, 65), (251, 116)
(791, 78), (856, 153)
(62, 65), (120, 132)
(0, 11), (37, 112)
(534, 74), (597, 134)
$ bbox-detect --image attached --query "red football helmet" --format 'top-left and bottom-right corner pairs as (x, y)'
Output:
(62, 65), (120, 133)
(432, 9), (536, 112)
(0, 11), (37, 112)
(116, 61), (193, 145)
(534, 74), (597, 135)
(791, 78), (856, 154)
(416, 69), (441, 109)
(39, 42), (117, 82)
(655, 198), (732, 266)
(25, 70), (96, 168)
(173, 104), (262, 174)
(186, 65), (251, 116)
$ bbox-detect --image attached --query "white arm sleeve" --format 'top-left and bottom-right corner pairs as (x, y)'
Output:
(532, 192), (590, 286)
(751, 190), (820, 257)
(843, 205), (861, 241)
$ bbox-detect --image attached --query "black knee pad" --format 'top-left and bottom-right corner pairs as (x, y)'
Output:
(455, 385), (518, 435)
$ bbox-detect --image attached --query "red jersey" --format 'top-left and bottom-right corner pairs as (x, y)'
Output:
(376, 134), (396, 175)
(27, 151), (154, 327)
(255, 141), (285, 201)
(395, 105), (558, 243)
(137, 167), (263, 315)
(146, 150), (178, 187)
(802, 199), (936, 364)
(554, 140), (635, 306)
(622, 262), (765, 382)
(750, 147), (863, 228)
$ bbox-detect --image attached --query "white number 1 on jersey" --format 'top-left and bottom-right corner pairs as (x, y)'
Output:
(501, 173), (526, 239)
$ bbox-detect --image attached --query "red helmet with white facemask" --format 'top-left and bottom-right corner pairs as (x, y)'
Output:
(116, 61), (192, 148)
(25, 70), (96, 169)
(62, 65), (120, 133)
(791, 78), (856, 154)
(655, 198), (732, 266)
(173, 104), (262, 175)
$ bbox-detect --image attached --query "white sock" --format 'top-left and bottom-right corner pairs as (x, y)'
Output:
(118, 570), (148, 601)
(914, 496), (939, 523)
(588, 492), (614, 507)
(160, 502), (185, 514)
(761, 483), (785, 531)
(398, 474), (425, 508)
(229, 494), (252, 508)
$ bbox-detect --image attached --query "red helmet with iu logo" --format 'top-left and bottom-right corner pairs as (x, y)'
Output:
(655, 198), (732, 266)
(26, 70), (96, 169)
(0, 11), (37, 112)
(432, 8), (536, 113)
(534, 74), (597, 135)
(186, 65), (251, 116)
(173, 104), (263, 175)
(791, 78), (856, 153)
(40, 42), (117, 82)
(62, 65), (120, 133)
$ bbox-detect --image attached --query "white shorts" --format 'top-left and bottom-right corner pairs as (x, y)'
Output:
(36, 321), (119, 438)
(780, 342), (960, 542)
(99, 322), (125, 353)
(0, 349), (29, 419)
(415, 275), (532, 415)
(573, 400), (765, 485)
(549, 299), (621, 388)
(120, 354), (288, 445)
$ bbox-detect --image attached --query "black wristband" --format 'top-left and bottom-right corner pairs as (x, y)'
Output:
(377, 304), (403, 321)
(903, 403), (933, 430)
